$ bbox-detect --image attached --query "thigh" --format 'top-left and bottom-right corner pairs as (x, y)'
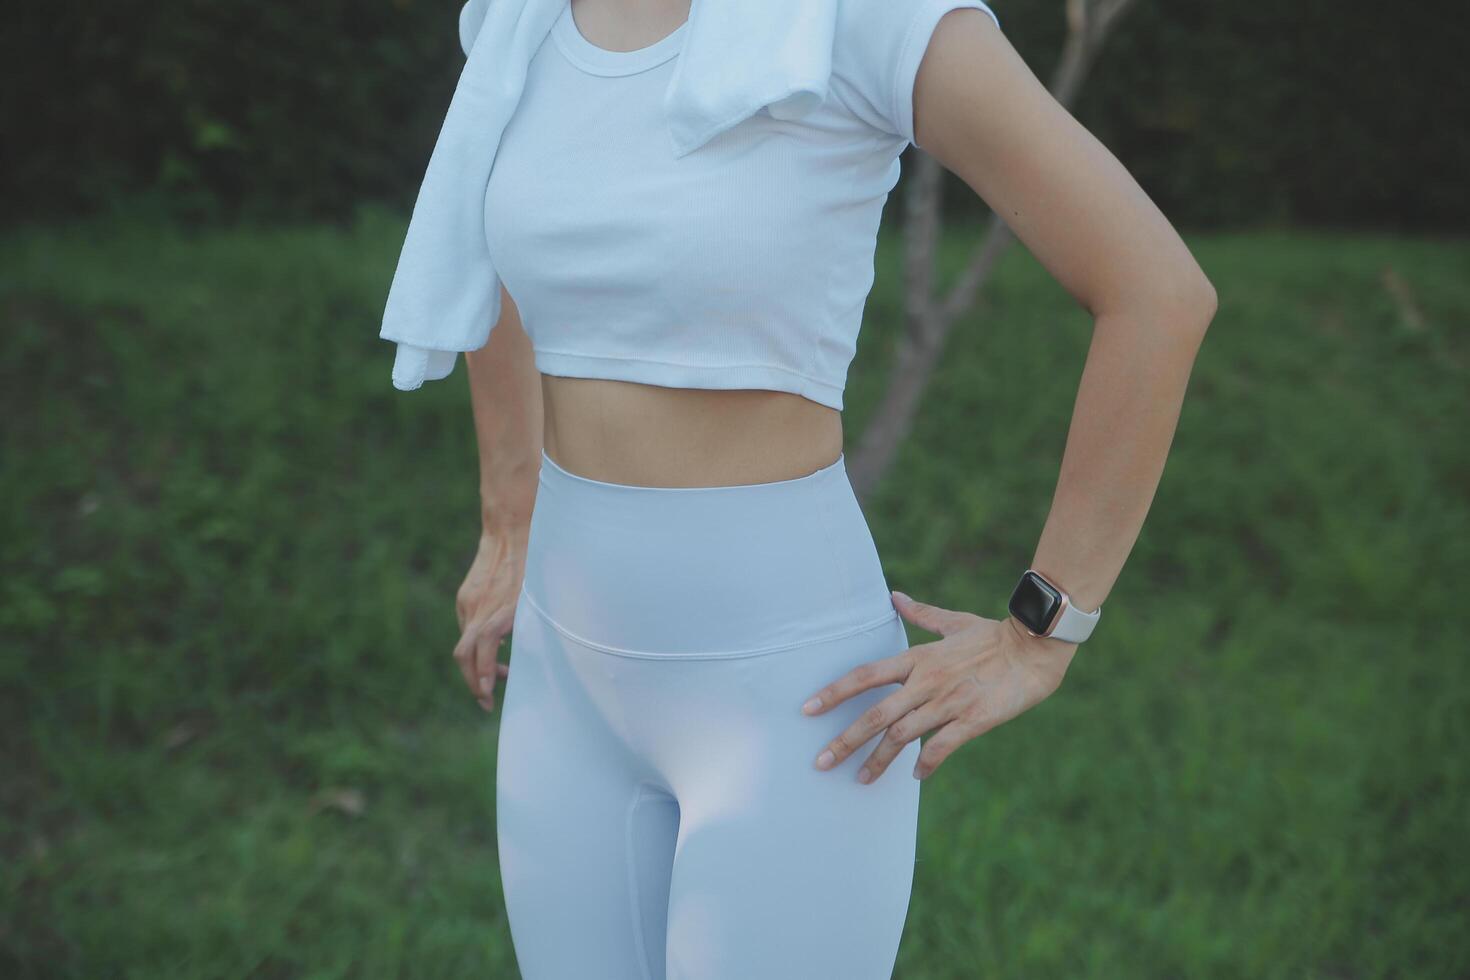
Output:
(658, 616), (923, 980)
(496, 599), (681, 980)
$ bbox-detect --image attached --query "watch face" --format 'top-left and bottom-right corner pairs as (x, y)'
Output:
(1008, 571), (1061, 635)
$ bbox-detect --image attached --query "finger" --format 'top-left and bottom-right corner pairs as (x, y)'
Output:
(890, 590), (970, 638)
(452, 630), (481, 698)
(801, 648), (913, 717)
(483, 658), (513, 708)
(473, 629), (505, 710)
(856, 697), (954, 784)
(813, 684), (925, 772)
(912, 716), (979, 780)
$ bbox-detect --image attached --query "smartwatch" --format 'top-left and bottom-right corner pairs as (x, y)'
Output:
(1007, 568), (1101, 644)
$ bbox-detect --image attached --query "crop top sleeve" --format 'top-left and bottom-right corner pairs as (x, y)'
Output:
(833, 0), (1000, 148)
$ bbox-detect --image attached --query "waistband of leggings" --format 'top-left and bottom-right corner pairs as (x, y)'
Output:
(517, 586), (901, 661)
(522, 447), (897, 657)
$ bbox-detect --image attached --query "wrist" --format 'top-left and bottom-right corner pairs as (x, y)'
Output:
(1029, 563), (1104, 620)
(479, 461), (540, 534)
(1003, 613), (1076, 653)
(1007, 567), (1101, 645)
(480, 492), (535, 537)
(480, 516), (531, 542)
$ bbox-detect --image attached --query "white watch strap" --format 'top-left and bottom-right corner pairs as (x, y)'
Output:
(1049, 596), (1101, 643)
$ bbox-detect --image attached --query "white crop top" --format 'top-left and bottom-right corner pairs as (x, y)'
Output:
(482, 0), (999, 411)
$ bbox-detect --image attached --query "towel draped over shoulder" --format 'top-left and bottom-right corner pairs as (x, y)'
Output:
(379, 0), (841, 391)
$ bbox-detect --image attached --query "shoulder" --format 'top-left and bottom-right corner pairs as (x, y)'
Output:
(833, 0), (999, 65)
(458, 0), (492, 57)
(829, 0), (1001, 145)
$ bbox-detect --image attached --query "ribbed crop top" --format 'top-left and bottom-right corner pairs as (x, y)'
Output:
(482, 0), (999, 411)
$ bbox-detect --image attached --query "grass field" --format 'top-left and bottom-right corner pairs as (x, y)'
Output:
(3, 201), (1467, 978)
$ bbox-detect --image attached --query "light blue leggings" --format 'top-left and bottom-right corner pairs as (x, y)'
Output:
(496, 448), (922, 980)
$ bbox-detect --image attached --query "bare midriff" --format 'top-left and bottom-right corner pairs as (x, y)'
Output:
(540, 375), (844, 488)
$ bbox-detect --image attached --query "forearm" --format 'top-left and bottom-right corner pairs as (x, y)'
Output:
(1027, 291), (1216, 615)
(465, 287), (543, 537)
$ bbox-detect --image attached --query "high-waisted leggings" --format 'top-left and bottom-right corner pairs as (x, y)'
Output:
(496, 448), (922, 980)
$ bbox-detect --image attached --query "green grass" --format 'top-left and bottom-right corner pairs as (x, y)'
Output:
(2, 203), (1467, 978)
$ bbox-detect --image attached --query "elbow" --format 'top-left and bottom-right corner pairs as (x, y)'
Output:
(1193, 270), (1219, 329)
(1171, 265), (1218, 337)
(1116, 266), (1218, 345)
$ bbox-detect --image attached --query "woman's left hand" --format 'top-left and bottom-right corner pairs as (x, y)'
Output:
(803, 589), (1079, 784)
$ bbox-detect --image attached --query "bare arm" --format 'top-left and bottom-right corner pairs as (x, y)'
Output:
(453, 285), (543, 711)
(803, 9), (1218, 785)
(914, 7), (1217, 618)
(465, 285), (543, 535)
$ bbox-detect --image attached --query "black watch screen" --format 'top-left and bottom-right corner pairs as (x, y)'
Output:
(1008, 570), (1062, 636)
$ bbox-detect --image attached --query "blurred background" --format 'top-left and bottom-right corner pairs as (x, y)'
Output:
(2, 0), (1466, 977)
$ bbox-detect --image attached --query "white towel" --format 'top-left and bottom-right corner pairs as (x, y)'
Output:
(378, 0), (840, 391)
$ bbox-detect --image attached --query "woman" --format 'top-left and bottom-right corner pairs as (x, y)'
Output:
(409, 0), (1217, 975)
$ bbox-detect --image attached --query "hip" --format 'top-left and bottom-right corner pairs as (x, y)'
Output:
(521, 445), (898, 659)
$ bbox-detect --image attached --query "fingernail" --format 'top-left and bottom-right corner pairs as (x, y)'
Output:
(912, 764), (924, 779)
(802, 697), (822, 714)
(857, 768), (872, 784)
(480, 678), (493, 696)
(815, 750), (835, 770)
(892, 590), (910, 602)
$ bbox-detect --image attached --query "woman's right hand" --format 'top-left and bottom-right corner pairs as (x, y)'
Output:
(453, 526), (528, 712)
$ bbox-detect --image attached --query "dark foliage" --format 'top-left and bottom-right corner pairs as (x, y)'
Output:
(3, 0), (1465, 230)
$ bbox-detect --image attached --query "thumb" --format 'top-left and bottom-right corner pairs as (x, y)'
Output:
(891, 589), (965, 637)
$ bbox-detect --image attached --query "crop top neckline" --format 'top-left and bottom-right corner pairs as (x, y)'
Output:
(552, 1), (688, 77)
